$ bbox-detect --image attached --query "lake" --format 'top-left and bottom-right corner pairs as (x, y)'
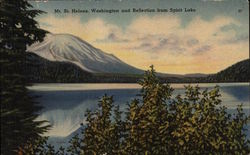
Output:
(29, 83), (250, 148)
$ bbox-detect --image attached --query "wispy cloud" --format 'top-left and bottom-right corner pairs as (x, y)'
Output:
(223, 34), (249, 44)
(187, 39), (199, 46)
(195, 45), (212, 53)
(96, 32), (129, 43)
(125, 34), (186, 55)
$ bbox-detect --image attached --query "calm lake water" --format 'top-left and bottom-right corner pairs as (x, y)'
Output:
(29, 83), (250, 148)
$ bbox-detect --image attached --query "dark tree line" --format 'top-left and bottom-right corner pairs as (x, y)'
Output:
(207, 59), (250, 82)
(25, 52), (93, 83)
(0, 0), (49, 154)
(24, 53), (250, 83)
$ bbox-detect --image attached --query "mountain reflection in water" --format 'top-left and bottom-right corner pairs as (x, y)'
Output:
(30, 83), (250, 148)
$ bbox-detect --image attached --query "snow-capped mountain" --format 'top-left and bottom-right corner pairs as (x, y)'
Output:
(27, 33), (143, 74)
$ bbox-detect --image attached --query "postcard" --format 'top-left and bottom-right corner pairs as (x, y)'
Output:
(1, 0), (249, 154)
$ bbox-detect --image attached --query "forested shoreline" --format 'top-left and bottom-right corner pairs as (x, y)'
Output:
(25, 53), (250, 83)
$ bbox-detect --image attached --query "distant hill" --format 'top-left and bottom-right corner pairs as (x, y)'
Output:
(207, 59), (250, 82)
(183, 73), (207, 78)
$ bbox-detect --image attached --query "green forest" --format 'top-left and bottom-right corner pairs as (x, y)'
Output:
(1, 0), (249, 155)
(207, 59), (250, 82)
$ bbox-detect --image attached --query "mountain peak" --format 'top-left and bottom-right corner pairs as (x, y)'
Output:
(27, 33), (143, 74)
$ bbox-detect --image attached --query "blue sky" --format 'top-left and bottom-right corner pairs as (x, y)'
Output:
(30, 0), (249, 74)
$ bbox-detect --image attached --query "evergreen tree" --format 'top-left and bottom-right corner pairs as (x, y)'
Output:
(110, 105), (124, 154)
(123, 99), (141, 154)
(168, 86), (250, 154)
(0, 0), (49, 154)
(81, 95), (114, 155)
(137, 65), (173, 154)
(67, 133), (82, 155)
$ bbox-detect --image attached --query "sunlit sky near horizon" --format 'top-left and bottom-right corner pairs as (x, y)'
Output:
(31, 0), (249, 74)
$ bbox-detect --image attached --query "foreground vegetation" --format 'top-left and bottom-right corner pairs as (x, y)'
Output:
(24, 66), (249, 155)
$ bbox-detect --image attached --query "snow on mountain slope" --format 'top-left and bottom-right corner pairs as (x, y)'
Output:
(27, 34), (143, 74)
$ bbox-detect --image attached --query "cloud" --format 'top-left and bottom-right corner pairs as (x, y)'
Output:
(96, 32), (129, 43)
(126, 34), (186, 55)
(127, 15), (181, 36)
(39, 15), (120, 42)
(223, 34), (249, 44)
(195, 45), (212, 53)
(151, 36), (186, 54)
(124, 15), (240, 54)
(183, 16), (240, 43)
(130, 42), (153, 51)
(187, 39), (199, 46)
